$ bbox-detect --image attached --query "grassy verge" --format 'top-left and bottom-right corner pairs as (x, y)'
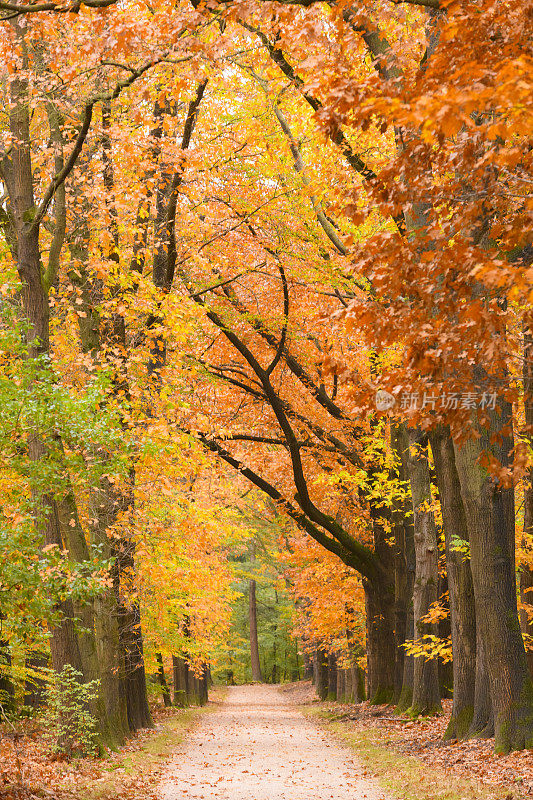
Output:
(307, 707), (511, 800)
(76, 688), (226, 800)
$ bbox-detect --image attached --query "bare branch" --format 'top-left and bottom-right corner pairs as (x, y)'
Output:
(0, 0), (116, 18)
(265, 259), (289, 376)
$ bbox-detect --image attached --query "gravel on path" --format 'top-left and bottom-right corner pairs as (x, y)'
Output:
(160, 683), (391, 800)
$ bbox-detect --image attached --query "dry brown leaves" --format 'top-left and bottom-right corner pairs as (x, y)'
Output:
(325, 698), (533, 799)
(0, 704), (179, 800)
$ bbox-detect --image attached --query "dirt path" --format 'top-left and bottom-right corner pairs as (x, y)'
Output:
(160, 684), (390, 800)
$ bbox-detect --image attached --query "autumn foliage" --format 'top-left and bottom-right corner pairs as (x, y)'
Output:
(0, 0), (532, 783)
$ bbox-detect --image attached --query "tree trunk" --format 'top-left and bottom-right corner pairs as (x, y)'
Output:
(24, 652), (48, 709)
(407, 429), (442, 717)
(520, 323), (533, 677)
(173, 655), (190, 706)
(199, 665), (209, 705)
(59, 488), (128, 748)
(337, 667), (345, 702)
(364, 578), (396, 704)
(303, 650), (313, 680)
(469, 626), (493, 737)
(345, 664), (354, 702)
(0, 617), (14, 714)
(249, 578), (263, 682)
(327, 653), (337, 700)
(122, 601), (153, 730)
(391, 423), (415, 700)
(156, 653), (172, 707)
(454, 402), (533, 752)
(100, 106), (152, 734)
(315, 647), (328, 700)
(430, 426), (476, 738)
(69, 228), (149, 741)
(5, 45), (86, 686)
(437, 574), (453, 699)
(396, 604), (414, 712)
(354, 665), (366, 701)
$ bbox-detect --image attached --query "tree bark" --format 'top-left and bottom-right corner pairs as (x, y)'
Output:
(327, 653), (337, 700)
(430, 426), (476, 738)
(469, 626), (493, 737)
(121, 600), (153, 730)
(315, 647), (328, 700)
(336, 667), (346, 702)
(249, 578), (263, 682)
(303, 650), (313, 680)
(391, 423), (415, 701)
(156, 653), (172, 707)
(454, 400), (533, 752)
(3, 30), (86, 687)
(69, 204), (149, 739)
(407, 429), (442, 717)
(520, 322), (533, 677)
(249, 541), (263, 683)
(172, 655), (190, 706)
(396, 603), (414, 712)
(24, 652), (48, 709)
(364, 578), (395, 703)
(345, 664), (354, 702)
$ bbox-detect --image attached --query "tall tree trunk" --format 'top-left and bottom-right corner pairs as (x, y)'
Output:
(469, 627), (493, 737)
(430, 426), (476, 738)
(249, 542), (263, 682)
(364, 577), (395, 703)
(121, 596), (152, 730)
(172, 655), (190, 707)
(345, 664), (354, 702)
(391, 423), (415, 700)
(407, 430), (442, 717)
(59, 489), (128, 747)
(520, 322), (533, 677)
(315, 647), (328, 700)
(156, 653), (172, 707)
(396, 604), (414, 712)
(365, 488), (396, 704)
(24, 652), (48, 709)
(67, 216), (151, 744)
(303, 650), (313, 680)
(453, 396), (533, 752)
(327, 653), (337, 700)
(437, 574), (453, 699)
(336, 667), (345, 702)
(99, 109), (152, 733)
(0, 614), (14, 714)
(4, 37), (85, 684)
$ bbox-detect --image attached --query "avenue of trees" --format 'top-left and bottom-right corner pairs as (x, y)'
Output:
(0, 0), (531, 757)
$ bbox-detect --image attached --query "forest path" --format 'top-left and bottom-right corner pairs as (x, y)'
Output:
(159, 683), (390, 800)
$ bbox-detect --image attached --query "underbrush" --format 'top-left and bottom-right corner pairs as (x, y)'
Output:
(0, 690), (223, 800)
(307, 698), (520, 800)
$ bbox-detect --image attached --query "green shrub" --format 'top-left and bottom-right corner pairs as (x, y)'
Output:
(43, 665), (99, 759)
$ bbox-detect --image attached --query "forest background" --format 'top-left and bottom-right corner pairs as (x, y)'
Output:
(0, 0), (532, 771)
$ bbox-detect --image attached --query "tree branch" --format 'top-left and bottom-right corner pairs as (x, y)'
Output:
(265, 259), (289, 376)
(242, 22), (407, 236)
(197, 431), (380, 580)
(31, 56), (191, 232)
